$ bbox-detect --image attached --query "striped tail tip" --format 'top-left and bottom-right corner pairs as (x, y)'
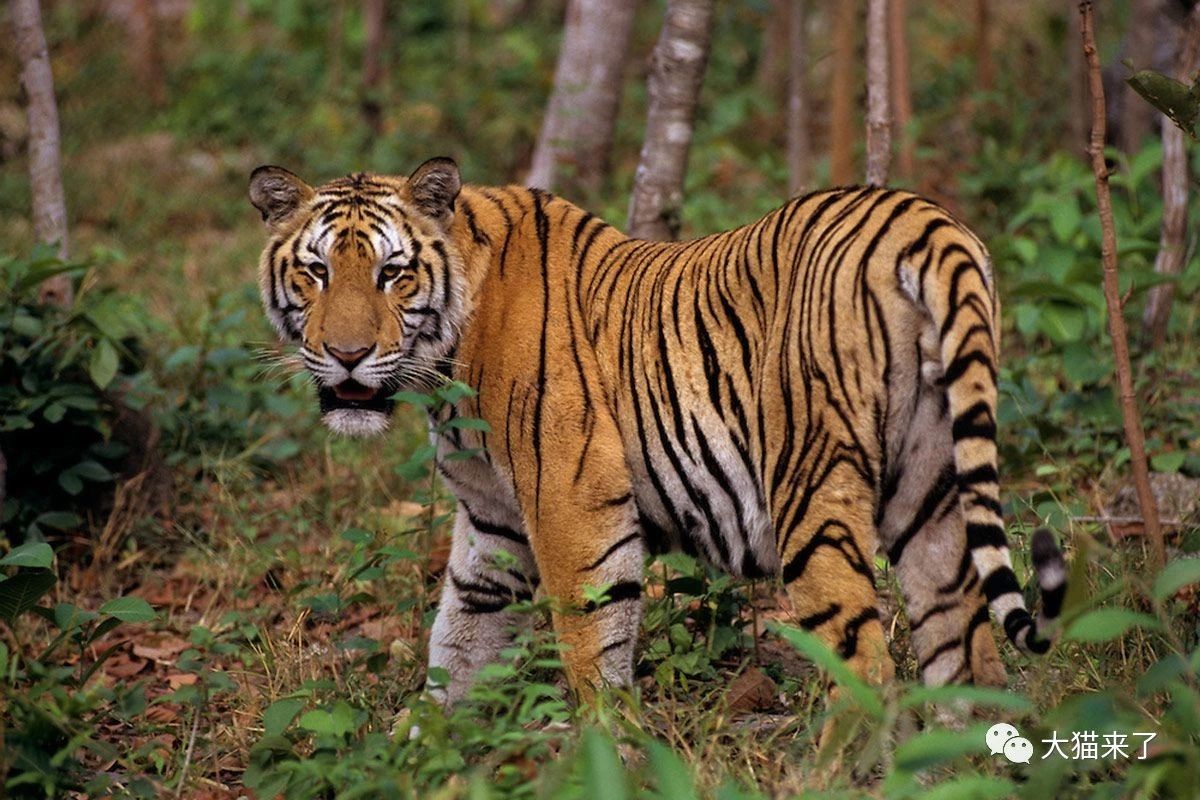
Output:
(1004, 528), (1067, 656)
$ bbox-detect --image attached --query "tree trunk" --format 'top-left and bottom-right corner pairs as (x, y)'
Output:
(864, 0), (890, 186)
(627, 0), (715, 240)
(127, 0), (166, 108)
(11, 0), (71, 307)
(0, 445), (6, 527)
(1079, 0), (1164, 569)
(829, 0), (857, 185)
(1142, 4), (1200, 347)
(361, 0), (388, 136)
(757, 0), (789, 97)
(1121, 0), (1164, 153)
(786, 0), (810, 195)
(889, 0), (913, 179)
(975, 0), (993, 94)
(527, 0), (637, 200)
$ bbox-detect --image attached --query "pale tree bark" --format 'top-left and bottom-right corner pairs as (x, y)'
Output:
(829, 0), (857, 185)
(11, 0), (71, 307)
(1079, 0), (1164, 569)
(786, 0), (810, 195)
(527, 0), (637, 199)
(127, 0), (166, 108)
(627, 0), (714, 240)
(361, 0), (388, 136)
(1142, 4), (1200, 348)
(864, 0), (890, 186)
(889, 0), (913, 180)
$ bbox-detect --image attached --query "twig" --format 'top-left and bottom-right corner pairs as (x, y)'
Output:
(1078, 0), (1165, 569)
(1073, 515), (1186, 527)
(176, 700), (201, 798)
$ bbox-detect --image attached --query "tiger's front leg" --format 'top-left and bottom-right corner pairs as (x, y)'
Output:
(427, 503), (538, 705)
(518, 421), (647, 701)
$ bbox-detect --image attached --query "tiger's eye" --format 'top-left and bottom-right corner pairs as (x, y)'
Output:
(307, 262), (329, 281)
(380, 263), (407, 282)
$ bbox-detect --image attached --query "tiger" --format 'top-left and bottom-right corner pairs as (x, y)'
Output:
(248, 156), (1067, 706)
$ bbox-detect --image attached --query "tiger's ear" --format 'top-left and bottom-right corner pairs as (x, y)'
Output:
(249, 166), (314, 227)
(407, 157), (461, 223)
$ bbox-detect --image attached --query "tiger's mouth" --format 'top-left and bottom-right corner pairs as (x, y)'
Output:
(318, 380), (396, 416)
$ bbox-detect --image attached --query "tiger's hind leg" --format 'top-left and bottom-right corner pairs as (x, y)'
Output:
(776, 465), (895, 686)
(879, 388), (1006, 687)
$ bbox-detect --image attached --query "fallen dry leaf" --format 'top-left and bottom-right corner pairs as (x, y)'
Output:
(723, 666), (779, 713)
(167, 672), (199, 689)
(133, 636), (190, 663)
(105, 651), (149, 679)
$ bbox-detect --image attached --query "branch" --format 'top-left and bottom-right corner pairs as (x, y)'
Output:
(1078, 0), (1165, 568)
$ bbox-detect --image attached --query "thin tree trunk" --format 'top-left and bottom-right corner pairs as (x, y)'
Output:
(1142, 4), (1200, 348)
(889, 0), (913, 179)
(11, 0), (70, 306)
(127, 0), (166, 108)
(627, 0), (715, 240)
(864, 0), (890, 186)
(975, 0), (993, 93)
(829, 0), (857, 185)
(1079, 0), (1164, 569)
(786, 0), (810, 195)
(361, 0), (388, 136)
(0, 445), (6, 527)
(758, 0), (789, 95)
(527, 0), (637, 199)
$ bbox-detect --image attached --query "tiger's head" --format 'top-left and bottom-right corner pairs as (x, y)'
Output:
(249, 157), (465, 437)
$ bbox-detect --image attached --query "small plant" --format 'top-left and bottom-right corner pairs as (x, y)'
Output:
(0, 247), (147, 541)
(1, 541), (158, 797)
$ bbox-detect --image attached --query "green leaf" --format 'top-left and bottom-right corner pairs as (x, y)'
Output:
(1150, 451), (1186, 473)
(442, 417), (491, 432)
(340, 528), (374, 546)
(1153, 558), (1200, 600)
(0, 542), (54, 569)
(646, 740), (698, 800)
(921, 775), (1019, 800)
(298, 701), (358, 738)
(580, 728), (629, 800)
(1127, 70), (1200, 139)
(392, 391), (436, 407)
(73, 460), (114, 482)
(99, 596), (157, 623)
(54, 602), (97, 631)
(34, 511), (82, 531)
(263, 699), (307, 736)
(0, 571), (57, 621)
(1064, 608), (1161, 643)
(1049, 196), (1082, 244)
(899, 684), (1032, 713)
(89, 339), (119, 389)
(894, 724), (992, 772)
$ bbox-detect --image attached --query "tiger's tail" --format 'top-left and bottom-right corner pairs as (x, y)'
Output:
(910, 216), (1067, 655)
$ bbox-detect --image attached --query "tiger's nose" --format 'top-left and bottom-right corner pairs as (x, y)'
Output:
(325, 343), (375, 370)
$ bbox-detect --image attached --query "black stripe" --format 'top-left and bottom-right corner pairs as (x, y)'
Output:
(581, 532), (641, 572)
(582, 580), (642, 613)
